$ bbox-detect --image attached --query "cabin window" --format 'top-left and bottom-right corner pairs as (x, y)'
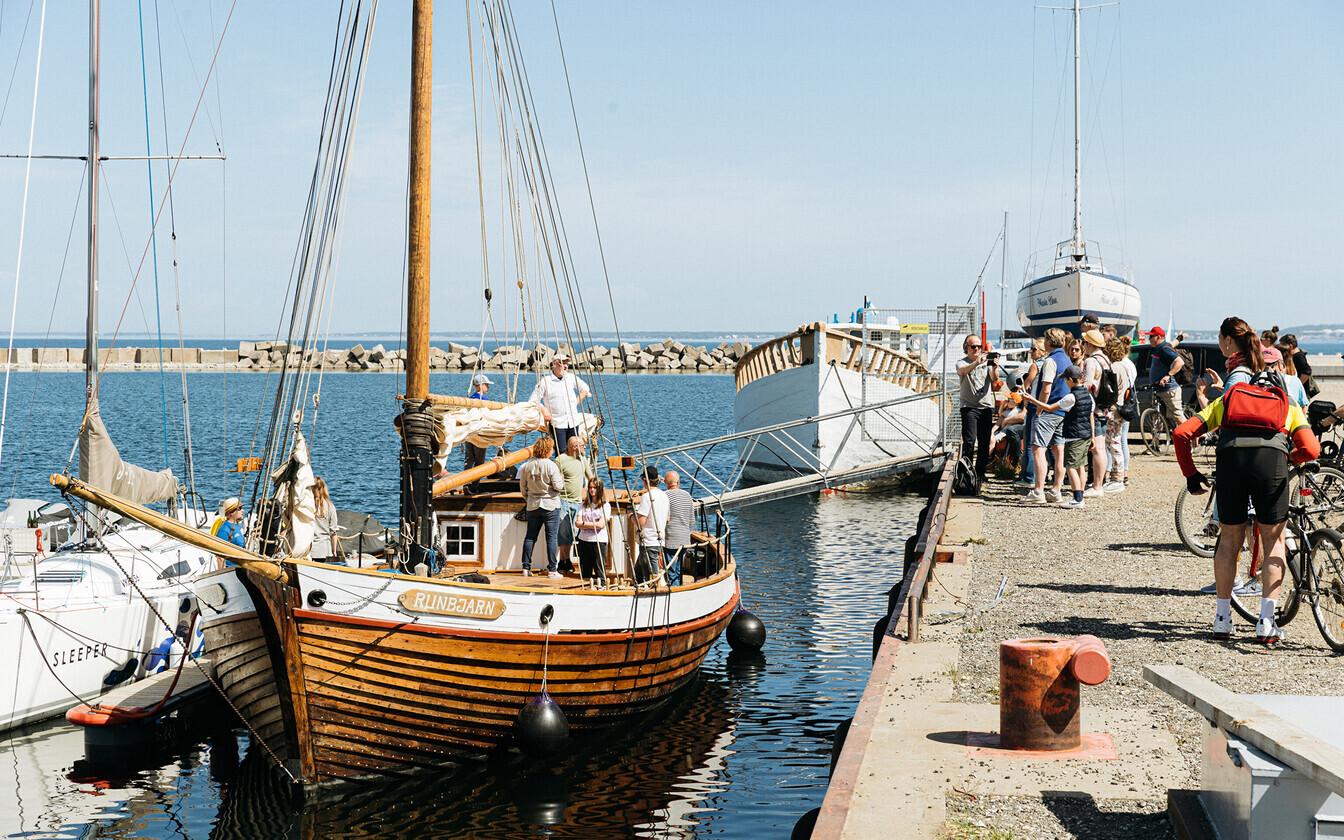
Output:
(438, 518), (483, 562)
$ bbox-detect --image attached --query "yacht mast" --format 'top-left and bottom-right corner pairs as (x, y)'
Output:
(85, 0), (99, 399)
(1070, 0), (1084, 261)
(399, 0), (436, 571)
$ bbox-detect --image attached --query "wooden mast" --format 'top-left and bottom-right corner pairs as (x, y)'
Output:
(398, 0), (436, 570)
(405, 0), (432, 401)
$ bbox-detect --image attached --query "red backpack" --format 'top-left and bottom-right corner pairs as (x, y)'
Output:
(1222, 370), (1290, 436)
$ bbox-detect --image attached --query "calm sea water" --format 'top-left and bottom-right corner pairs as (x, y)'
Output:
(0, 371), (924, 839)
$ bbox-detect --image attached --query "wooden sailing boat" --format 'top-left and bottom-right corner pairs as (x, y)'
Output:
(53, 0), (739, 788)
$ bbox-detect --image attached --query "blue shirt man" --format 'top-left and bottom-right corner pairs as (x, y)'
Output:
(464, 373), (494, 472)
(1147, 327), (1183, 392)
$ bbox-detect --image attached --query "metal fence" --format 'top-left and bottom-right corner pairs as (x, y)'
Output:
(858, 304), (979, 449)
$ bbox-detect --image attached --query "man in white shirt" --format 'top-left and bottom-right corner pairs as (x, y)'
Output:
(528, 354), (591, 456)
(633, 465), (668, 585)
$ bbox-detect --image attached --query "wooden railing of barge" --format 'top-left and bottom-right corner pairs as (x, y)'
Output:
(808, 454), (958, 839)
(733, 322), (939, 393)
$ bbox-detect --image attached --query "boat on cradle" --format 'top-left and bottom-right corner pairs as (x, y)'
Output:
(55, 0), (742, 790)
(1016, 0), (1141, 338)
(1, 1), (218, 733)
(733, 321), (948, 485)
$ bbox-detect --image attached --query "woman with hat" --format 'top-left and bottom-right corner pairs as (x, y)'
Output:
(1080, 328), (1112, 497)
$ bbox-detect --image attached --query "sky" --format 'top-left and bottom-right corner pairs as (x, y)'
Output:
(0, 1), (1340, 341)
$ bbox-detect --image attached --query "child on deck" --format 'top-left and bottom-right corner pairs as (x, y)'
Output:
(1020, 366), (1093, 509)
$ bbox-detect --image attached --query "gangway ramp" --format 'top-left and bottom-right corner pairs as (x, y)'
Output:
(631, 393), (950, 511)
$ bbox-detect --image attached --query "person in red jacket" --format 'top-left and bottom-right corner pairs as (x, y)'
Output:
(1173, 318), (1320, 645)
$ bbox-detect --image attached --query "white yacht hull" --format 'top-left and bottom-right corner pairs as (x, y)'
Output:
(734, 356), (942, 484)
(1016, 268), (1141, 337)
(0, 526), (214, 732)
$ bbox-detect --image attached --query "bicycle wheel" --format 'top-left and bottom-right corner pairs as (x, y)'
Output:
(1141, 409), (1169, 456)
(1174, 485), (1218, 558)
(1229, 527), (1302, 626)
(1302, 465), (1344, 533)
(1308, 527), (1344, 652)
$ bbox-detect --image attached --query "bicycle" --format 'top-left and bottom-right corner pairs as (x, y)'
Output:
(1226, 463), (1344, 634)
(1141, 398), (1200, 456)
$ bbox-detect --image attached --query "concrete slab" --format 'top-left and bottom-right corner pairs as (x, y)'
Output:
(942, 496), (983, 546)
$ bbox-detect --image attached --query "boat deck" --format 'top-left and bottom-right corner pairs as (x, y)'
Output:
(92, 657), (214, 710)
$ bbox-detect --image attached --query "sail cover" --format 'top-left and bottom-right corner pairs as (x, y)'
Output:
(434, 404), (602, 455)
(79, 397), (178, 505)
(274, 432), (317, 557)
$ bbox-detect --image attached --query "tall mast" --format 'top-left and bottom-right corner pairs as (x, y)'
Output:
(405, 0), (432, 401)
(1070, 0), (1084, 260)
(399, 0), (436, 572)
(86, 0), (100, 397)
(998, 210), (1008, 339)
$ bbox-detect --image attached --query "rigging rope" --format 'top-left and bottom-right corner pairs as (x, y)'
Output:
(0, 0), (48, 474)
(136, 0), (172, 470)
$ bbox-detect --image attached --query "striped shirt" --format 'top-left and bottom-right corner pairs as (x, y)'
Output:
(663, 488), (694, 550)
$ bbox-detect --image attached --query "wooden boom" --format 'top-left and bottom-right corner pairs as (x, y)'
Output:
(48, 474), (288, 582)
(431, 447), (533, 496)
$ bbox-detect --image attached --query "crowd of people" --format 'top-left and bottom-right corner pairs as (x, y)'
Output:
(957, 312), (1332, 647)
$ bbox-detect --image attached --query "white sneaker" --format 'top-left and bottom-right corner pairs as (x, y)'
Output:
(1232, 579), (1261, 597)
(1083, 487), (1104, 498)
(1024, 489), (1046, 504)
(1255, 617), (1283, 646)
(522, 570), (532, 577)
(548, 571), (564, 579)
(1045, 489), (1062, 503)
(1211, 614), (1233, 640)
(1103, 481), (1126, 494)
(1059, 498), (1085, 510)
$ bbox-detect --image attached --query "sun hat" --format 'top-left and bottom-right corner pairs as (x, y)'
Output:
(471, 373), (493, 386)
(1082, 329), (1106, 349)
(222, 497), (242, 516)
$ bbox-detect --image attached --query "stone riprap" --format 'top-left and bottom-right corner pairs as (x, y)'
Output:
(7, 339), (758, 373)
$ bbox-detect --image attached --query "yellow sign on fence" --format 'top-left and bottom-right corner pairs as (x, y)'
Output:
(902, 323), (930, 335)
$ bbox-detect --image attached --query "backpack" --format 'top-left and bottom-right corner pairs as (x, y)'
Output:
(1221, 370), (1290, 442)
(953, 456), (980, 497)
(1092, 354), (1119, 410)
(1174, 347), (1196, 385)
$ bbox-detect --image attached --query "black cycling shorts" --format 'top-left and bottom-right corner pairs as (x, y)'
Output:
(1215, 445), (1290, 525)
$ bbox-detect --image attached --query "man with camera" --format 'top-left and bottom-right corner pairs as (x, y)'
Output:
(957, 335), (1002, 479)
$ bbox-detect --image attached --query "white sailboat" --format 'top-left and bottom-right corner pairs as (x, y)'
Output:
(0, 1), (215, 732)
(1017, 0), (1141, 338)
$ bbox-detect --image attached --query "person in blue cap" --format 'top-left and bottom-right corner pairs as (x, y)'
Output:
(464, 373), (494, 471)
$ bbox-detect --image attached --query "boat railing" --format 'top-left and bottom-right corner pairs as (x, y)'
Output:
(734, 323), (935, 392)
(822, 329), (938, 394)
(733, 327), (810, 391)
(1023, 239), (1131, 282)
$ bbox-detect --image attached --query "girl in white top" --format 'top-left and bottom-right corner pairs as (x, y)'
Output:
(575, 479), (611, 583)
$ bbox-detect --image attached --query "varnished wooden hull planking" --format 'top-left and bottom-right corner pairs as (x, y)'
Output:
(202, 564), (739, 786)
(294, 593), (737, 782)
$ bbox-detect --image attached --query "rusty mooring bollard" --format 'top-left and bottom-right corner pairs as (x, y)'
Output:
(998, 635), (1110, 751)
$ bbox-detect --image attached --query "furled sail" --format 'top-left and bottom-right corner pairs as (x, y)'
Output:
(435, 402), (551, 454)
(79, 396), (178, 505)
(274, 432), (317, 557)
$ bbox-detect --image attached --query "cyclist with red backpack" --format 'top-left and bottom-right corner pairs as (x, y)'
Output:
(1174, 316), (1321, 646)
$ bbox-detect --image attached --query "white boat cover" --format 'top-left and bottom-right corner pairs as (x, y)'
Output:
(79, 396), (177, 505)
(435, 403), (599, 456)
(275, 432), (317, 557)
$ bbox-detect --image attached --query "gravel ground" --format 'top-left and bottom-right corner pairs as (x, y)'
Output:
(946, 451), (1344, 839)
